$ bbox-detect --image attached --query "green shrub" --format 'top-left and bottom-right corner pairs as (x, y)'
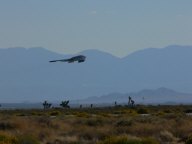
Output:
(156, 111), (165, 116)
(163, 109), (172, 113)
(185, 109), (192, 113)
(86, 119), (103, 127)
(98, 136), (159, 144)
(31, 111), (43, 116)
(98, 136), (140, 144)
(142, 137), (159, 144)
(49, 111), (61, 116)
(37, 117), (51, 126)
(0, 134), (17, 144)
(0, 122), (15, 130)
(115, 119), (133, 127)
(137, 108), (148, 114)
(16, 135), (40, 144)
(186, 135), (192, 144)
(75, 112), (90, 118)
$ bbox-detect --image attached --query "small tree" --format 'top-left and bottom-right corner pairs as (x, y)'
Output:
(114, 101), (117, 107)
(186, 135), (192, 144)
(128, 96), (132, 105)
(131, 100), (135, 107)
(128, 96), (135, 107)
(60, 100), (70, 108)
(43, 100), (52, 109)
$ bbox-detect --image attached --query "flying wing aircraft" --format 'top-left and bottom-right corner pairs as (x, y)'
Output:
(49, 55), (86, 63)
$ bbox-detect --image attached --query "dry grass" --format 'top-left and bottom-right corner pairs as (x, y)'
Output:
(0, 105), (192, 143)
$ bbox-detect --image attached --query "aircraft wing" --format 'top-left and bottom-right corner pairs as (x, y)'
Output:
(49, 55), (86, 63)
(49, 59), (68, 62)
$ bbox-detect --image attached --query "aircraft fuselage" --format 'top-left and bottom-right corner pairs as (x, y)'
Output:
(49, 55), (86, 63)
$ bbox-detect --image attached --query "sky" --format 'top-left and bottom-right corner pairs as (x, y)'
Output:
(0, 0), (192, 57)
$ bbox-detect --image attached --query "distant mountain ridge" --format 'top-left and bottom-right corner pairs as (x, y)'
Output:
(0, 45), (192, 103)
(78, 87), (192, 104)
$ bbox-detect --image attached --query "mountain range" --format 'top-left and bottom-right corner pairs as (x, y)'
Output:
(0, 45), (192, 103)
(78, 87), (192, 105)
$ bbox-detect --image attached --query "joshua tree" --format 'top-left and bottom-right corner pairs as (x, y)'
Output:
(43, 100), (52, 109)
(128, 96), (135, 107)
(131, 99), (135, 107)
(114, 101), (117, 107)
(128, 96), (132, 105)
(90, 104), (93, 108)
(60, 100), (70, 108)
(80, 104), (82, 109)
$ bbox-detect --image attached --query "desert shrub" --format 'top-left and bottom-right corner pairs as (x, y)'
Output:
(163, 109), (172, 113)
(159, 130), (178, 143)
(99, 113), (110, 118)
(161, 113), (179, 119)
(16, 135), (40, 144)
(75, 112), (90, 118)
(49, 111), (61, 116)
(113, 111), (124, 115)
(85, 118), (103, 127)
(97, 135), (139, 144)
(142, 137), (159, 144)
(37, 117), (52, 127)
(78, 130), (96, 141)
(155, 111), (165, 116)
(78, 126), (109, 142)
(136, 108), (148, 114)
(98, 136), (159, 144)
(186, 135), (192, 144)
(134, 116), (153, 124)
(0, 135), (6, 141)
(184, 109), (192, 113)
(115, 119), (133, 127)
(127, 110), (138, 116)
(31, 111), (43, 116)
(0, 133), (17, 144)
(0, 122), (15, 130)
(16, 113), (27, 116)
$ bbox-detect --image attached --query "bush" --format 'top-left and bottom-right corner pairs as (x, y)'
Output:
(159, 130), (177, 142)
(98, 136), (159, 144)
(75, 112), (90, 118)
(115, 119), (133, 127)
(155, 111), (165, 116)
(0, 122), (15, 130)
(186, 135), (192, 144)
(16, 135), (40, 144)
(86, 119), (103, 127)
(136, 108), (148, 114)
(49, 111), (61, 116)
(0, 133), (17, 144)
(31, 112), (43, 116)
(142, 137), (159, 144)
(163, 109), (172, 113)
(37, 117), (52, 127)
(98, 136), (140, 144)
(184, 109), (192, 113)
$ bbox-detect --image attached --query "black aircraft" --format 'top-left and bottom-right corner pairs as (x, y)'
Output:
(49, 55), (86, 63)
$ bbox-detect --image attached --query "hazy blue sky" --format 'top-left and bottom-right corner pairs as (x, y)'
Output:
(0, 0), (192, 57)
